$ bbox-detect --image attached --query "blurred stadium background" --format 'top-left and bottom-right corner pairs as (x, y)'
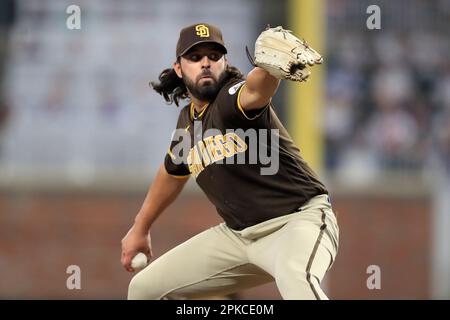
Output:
(0, 0), (449, 299)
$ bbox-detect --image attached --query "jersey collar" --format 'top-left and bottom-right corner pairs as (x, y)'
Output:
(190, 102), (210, 121)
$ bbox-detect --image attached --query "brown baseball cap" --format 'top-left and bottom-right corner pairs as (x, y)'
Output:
(176, 23), (227, 57)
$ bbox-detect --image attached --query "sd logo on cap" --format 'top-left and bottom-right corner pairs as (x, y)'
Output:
(195, 24), (210, 37)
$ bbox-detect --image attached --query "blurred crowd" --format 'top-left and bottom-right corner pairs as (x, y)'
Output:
(0, 0), (15, 159)
(0, 0), (254, 179)
(325, 0), (450, 180)
(0, 0), (448, 183)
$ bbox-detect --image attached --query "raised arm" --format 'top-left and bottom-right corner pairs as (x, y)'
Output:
(238, 67), (280, 111)
(239, 26), (323, 111)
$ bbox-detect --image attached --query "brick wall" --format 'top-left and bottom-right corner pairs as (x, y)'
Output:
(0, 191), (431, 299)
(326, 195), (431, 299)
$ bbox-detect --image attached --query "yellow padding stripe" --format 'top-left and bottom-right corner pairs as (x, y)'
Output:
(236, 83), (269, 120)
(167, 149), (176, 161)
(168, 173), (190, 179)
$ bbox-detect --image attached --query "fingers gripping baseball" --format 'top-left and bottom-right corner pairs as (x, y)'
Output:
(130, 252), (149, 271)
(121, 227), (152, 272)
(253, 26), (323, 82)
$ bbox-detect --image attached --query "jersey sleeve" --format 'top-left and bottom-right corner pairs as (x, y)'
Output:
(164, 148), (190, 178)
(163, 107), (191, 178)
(217, 79), (271, 127)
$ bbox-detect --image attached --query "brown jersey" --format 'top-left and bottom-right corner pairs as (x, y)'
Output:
(164, 78), (328, 231)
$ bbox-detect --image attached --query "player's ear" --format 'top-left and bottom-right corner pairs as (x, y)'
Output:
(173, 61), (182, 79)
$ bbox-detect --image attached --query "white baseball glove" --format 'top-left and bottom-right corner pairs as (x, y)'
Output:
(251, 26), (323, 82)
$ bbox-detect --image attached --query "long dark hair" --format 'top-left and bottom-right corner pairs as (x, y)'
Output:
(150, 64), (244, 106)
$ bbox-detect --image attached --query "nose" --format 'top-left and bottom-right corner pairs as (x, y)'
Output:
(200, 55), (211, 69)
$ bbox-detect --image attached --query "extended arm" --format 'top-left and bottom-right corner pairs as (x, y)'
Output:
(239, 67), (280, 111)
(239, 26), (323, 111)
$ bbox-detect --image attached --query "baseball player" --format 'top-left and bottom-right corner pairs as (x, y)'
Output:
(121, 23), (339, 300)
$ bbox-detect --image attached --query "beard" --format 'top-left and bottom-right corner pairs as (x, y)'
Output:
(182, 69), (228, 102)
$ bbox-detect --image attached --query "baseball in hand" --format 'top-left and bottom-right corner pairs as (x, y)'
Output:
(131, 252), (148, 270)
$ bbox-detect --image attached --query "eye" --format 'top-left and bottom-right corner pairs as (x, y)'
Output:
(188, 54), (200, 62)
(208, 52), (222, 61)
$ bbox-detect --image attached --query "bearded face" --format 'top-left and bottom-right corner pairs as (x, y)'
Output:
(181, 67), (228, 101)
(174, 43), (228, 102)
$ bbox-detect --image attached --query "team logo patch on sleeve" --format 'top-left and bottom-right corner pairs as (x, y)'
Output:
(228, 80), (246, 95)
